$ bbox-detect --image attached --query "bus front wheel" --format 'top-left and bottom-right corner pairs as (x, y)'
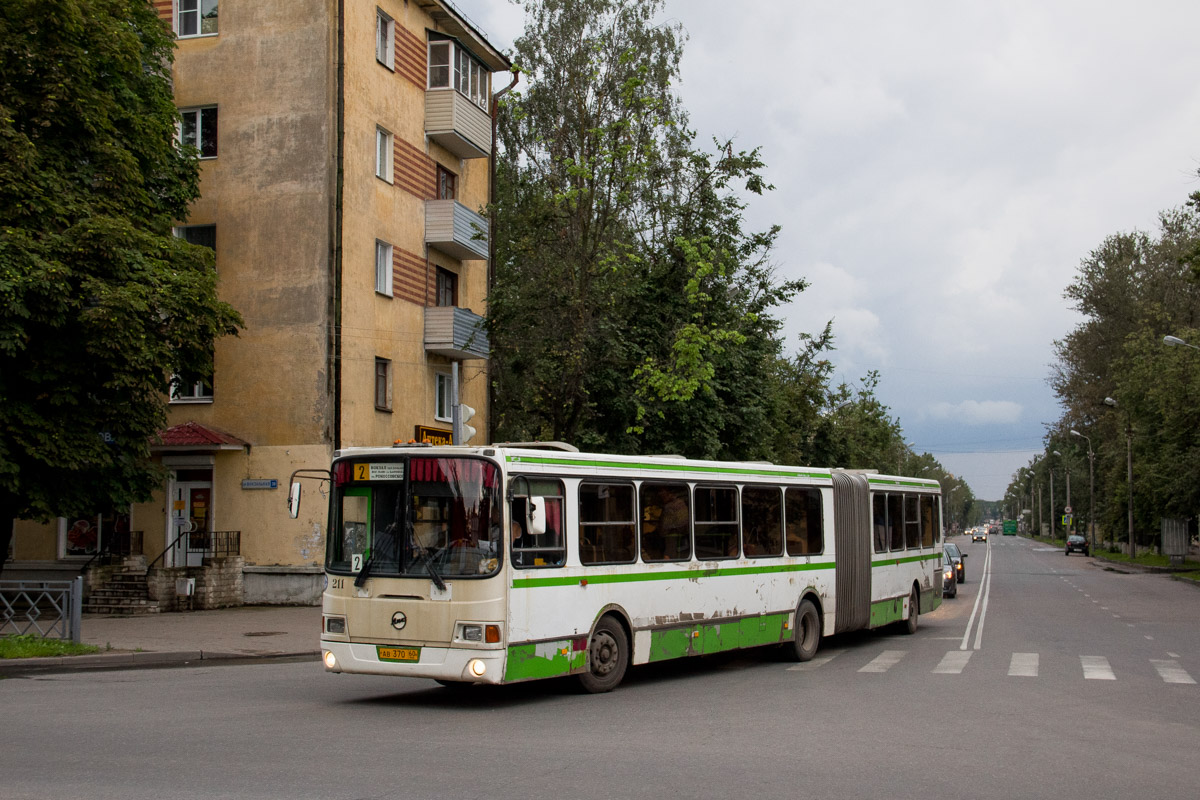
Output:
(903, 587), (919, 634)
(579, 616), (628, 693)
(788, 599), (821, 662)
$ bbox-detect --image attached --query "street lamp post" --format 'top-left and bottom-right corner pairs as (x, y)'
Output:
(1050, 450), (1061, 540)
(1070, 430), (1095, 553)
(1104, 397), (1135, 559)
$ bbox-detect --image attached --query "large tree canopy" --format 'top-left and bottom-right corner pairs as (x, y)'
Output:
(0, 0), (241, 566)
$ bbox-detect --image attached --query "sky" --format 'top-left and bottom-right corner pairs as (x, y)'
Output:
(448, 0), (1200, 500)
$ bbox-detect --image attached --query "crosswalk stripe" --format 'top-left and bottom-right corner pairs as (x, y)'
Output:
(934, 651), (972, 674)
(786, 649), (845, 671)
(1151, 659), (1196, 685)
(859, 650), (907, 673)
(1081, 655), (1115, 680)
(1008, 652), (1039, 677)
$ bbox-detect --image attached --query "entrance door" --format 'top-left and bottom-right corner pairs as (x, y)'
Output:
(171, 481), (212, 567)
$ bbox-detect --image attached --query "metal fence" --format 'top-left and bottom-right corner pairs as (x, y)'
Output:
(0, 577), (83, 643)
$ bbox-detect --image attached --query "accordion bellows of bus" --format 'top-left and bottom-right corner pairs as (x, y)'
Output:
(289, 443), (945, 692)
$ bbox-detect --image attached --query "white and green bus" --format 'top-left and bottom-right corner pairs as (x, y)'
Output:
(292, 443), (944, 692)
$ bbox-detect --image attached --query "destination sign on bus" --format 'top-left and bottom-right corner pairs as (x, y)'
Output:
(353, 462), (405, 482)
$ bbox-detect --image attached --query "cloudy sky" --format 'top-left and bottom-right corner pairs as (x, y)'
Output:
(450, 0), (1200, 499)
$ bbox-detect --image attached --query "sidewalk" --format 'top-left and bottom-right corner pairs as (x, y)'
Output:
(0, 605), (322, 676)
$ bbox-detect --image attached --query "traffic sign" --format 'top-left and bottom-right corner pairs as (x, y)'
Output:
(1064, 505), (1073, 514)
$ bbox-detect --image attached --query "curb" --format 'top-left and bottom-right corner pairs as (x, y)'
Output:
(0, 649), (321, 677)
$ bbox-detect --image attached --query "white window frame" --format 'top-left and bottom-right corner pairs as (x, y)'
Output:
(178, 106), (218, 159)
(375, 240), (393, 297)
(428, 40), (489, 110)
(170, 376), (214, 404)
(376, 9), (395, 69)
(177, 0), (219, 39)
(376, 126), (393, 182)
(375, 358), (392, 412)
(434, 372), (452, 422)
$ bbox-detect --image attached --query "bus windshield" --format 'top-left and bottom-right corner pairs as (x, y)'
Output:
(328, 456), (501, 579)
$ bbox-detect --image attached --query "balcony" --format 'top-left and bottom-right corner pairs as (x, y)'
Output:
(425, 89), (491, 159)
(425, 199), (489, 261)
(424, 306), (489, 361)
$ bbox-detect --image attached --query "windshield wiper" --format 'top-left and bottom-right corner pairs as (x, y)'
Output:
(412, 546), (447, 592)
(353, 548), (375, 587)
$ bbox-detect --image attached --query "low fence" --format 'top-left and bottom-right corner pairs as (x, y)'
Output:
(0, 577), (83, 643)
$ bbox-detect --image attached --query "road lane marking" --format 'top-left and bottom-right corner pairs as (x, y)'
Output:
(960, 538), (993, 651)
(786, 649), (845, 671)
(1081, 656), (1116, 680)
(1168, 652), (1180, 658)
(934, 651), (972, 674)
(859, 650), (907, 673)
(1008, 652), (1039, 677)
(1151, 659), (1195, 685)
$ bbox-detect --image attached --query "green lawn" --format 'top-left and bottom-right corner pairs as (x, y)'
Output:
(0, 634), (101, 659)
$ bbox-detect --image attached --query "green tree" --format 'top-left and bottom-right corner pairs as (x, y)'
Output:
(490, 0), (809, 457)
(0, 0), (241, 571)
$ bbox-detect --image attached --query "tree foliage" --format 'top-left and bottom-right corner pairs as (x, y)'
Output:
(0, 0), (242, 563)
(1017, 195), (1200, 547)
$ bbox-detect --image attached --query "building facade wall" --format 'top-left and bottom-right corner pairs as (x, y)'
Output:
(8, 0), (503, 605)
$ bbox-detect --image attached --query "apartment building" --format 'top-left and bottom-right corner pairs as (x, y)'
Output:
(7, 0), (510, 604)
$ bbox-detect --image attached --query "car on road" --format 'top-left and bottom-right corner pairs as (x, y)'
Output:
(942, 552), (958, 598)
(944, 542), (966, 583)
(1065, 534), (1089, 556)
(972, 528), (987, 542)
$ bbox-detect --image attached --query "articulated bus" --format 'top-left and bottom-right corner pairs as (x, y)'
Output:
(291, 443), (944, 692)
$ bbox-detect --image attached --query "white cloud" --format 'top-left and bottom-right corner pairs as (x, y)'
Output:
(927, 400), (1023, 426)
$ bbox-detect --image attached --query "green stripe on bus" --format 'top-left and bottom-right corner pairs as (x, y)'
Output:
(646, 613), (788, 661)
(870, 552), (942, 568)
(867, 477), (939, 488)
(869, 596), (907, 627)
(511, 561), (836, 589)
(505, 455), (831, 480)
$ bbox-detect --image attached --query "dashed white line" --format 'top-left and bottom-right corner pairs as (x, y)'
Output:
(859, 650), (907, 673)
(1009, 652), (1039, 677)
(786, 649), (845, 671)
(1151, 660), (1196, 685)
(1081, 656), (1116, 680)
(934, 651), (973, 674)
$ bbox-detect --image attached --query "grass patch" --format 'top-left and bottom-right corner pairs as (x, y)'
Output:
(1094, 549), (1200, 570)
(1174, 570), (1200, 583)
(0, 634), (101, 659)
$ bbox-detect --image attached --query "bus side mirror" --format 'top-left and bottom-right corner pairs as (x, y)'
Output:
(527, 500), (547, 536)
(288, 482), (302, 519)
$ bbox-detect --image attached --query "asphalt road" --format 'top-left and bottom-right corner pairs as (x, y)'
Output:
(3, 536), (1197, 800)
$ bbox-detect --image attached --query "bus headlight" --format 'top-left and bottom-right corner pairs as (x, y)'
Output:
(323, 650), (339, 670)
(462, 625), (483, 642)
(469, 659), (487, 677)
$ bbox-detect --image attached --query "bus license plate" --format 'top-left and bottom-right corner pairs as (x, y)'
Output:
(377, 646), (420, 663)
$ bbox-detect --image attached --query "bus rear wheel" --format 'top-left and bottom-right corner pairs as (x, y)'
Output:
(788, 599), (821, 662)
(578, 616), (628, 693)
(903, 587), (919, 634)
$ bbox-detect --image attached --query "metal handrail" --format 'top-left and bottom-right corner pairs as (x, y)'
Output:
(146, 528), (193, 571)
(78, 531), (145, 574)
(146, 528), (242, 570)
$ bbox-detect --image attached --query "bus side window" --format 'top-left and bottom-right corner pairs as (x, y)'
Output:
(579, 482), (636, 565)
(510, 477), (567, 568)
(905, 494), (921, 549)
(786, 487), (823, 555)
(920, 495), (936, 547)
(872, 493), (888, 553)
(742, 485), (782, 558)
(640, 482), (691, 562)
(694, 484), (739, 560)
(887, 494), (905, 552)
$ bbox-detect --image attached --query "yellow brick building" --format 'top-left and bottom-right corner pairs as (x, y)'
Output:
(7, 0), (511, 605)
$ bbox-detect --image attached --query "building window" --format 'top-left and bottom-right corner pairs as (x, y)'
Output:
(375, 240), (393, 296)
(175, 224), (216, 254)
(179, 106), (218, 159)
(376, 9), (395, 69)
(376, 127), (393, 182)
(170, 374), (214, 403)
(178, 0), (219, 38)
(375, 358), (392, 411)
(427, 39), (489, 110)
(436, 164), (457, 200)
(434, 372), (452, 421)
(435, 267), (457, 307)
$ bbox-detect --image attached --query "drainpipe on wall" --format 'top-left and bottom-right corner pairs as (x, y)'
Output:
(332, 0), (346, 450)
(487, 68), (519, 444)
